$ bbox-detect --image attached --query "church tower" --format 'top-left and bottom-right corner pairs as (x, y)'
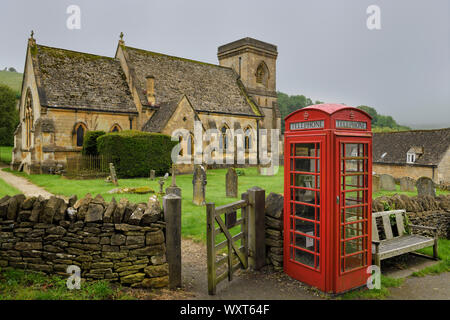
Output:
(218, 37), (280, 132)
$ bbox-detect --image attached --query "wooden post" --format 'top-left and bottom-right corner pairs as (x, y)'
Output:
(241, 192), (249, 269)
(247, 187), (265, 270)
(163, 193), (182, 289)
(206, 202), (216, 295)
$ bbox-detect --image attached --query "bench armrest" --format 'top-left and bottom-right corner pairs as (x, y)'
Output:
(409, 224), (437, 236)
(372, 240), (380, 253)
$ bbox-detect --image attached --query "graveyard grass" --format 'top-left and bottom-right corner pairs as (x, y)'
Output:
(2, 167), (284, 242)
(0, 146), (13, 164)
(0, 177), (21, 196)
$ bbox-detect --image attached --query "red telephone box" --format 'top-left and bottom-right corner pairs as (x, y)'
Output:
(283, 104), (373, 293)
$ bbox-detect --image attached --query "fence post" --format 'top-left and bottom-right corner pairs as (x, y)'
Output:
(206, 202), (216, 295)
(247, 187), (266, 270)
(241, 192), (249, 269)
(163, 193), (182, 289)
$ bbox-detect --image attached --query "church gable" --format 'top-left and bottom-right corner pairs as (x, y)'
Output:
(31, 44), (137, 114)
(120, 46), (260, 117)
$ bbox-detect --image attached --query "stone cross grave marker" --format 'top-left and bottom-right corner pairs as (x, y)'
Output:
(192, 165), (207, 206)
(400, 177), (415, 192)
(166, 164), (182, 197)
(416, 177), (436, 197)
(158, 173), (169, 194)
(379, 174), (396, 191)
(109, 163), (118, 186)
(150, 170), (155, 181)
(226, 167), (238, 198)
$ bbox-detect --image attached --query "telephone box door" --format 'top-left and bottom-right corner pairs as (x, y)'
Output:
(334, 137), (372, 292)
(284, 136), (326, 290)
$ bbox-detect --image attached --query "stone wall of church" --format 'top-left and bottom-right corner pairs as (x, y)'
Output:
(437, 147), (450, 184)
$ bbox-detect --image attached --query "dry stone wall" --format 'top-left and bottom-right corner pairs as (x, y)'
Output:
(0, 193), (169, 288)
(264, 192), (284, 271)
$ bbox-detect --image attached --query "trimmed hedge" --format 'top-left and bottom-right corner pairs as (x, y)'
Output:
(82, 131), (106, 156)
(97, 130), (176, 178)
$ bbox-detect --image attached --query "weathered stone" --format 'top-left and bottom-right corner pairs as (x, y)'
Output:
(113, 198), (128, 223)
(83, 236), (100, 244)
(141, 276), (169, 288)
(44, 244), (64, 253)
(0, 196), (10, 219)
(103, 251), (128, 260)
(150, 255), (166, 265)
(115, 264), (147, 273)
(400, 177), (416, 192)
(379, 174), (396, 191)
(416, 177), (436, 197)
(7, 195), (21, 221)
(21, 197), (36, 210)
(114, 224), (142, 232)
(126, 235), (145, 246)
(18, 211), (32, 222)
(265, 228), (282, 239)
(144, 263), (168, 277)
(146, 230), (165, 245)
(91, 262), (113, 269)
(28, 263), (53, 273)
(68, 195), (77, 207)
(141, 196), (161, 225)
(47, 226), (67, 235)
(265, 192), (283, 219)
(226, 167), (238, 198)
(129, 204), (146, 225)
(192, 165), (207, 205)
(103, 197), (117, 223)
(120, 273), (145, 284)
(130, 244), (165, 256)
(40, 196), (61, 224)
(265, 216), (283, 230)
(85, 203), (104, 223)
(29, 196), (45, 222)
(15, 242), (42, 251)
(110, 233), (125, 246)
(265, 238), (283, 247)
(74, 193), (92, 209)
(53, 198), (67, 222)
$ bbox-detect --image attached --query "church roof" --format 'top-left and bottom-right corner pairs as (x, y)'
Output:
(32, 44), (137, 114)
(142, 100), (179, 132)
(373, 128), (450, 166)
(122, 46), (261, 117)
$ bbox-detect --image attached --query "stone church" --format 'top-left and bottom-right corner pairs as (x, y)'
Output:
(12, 34), (281, 174)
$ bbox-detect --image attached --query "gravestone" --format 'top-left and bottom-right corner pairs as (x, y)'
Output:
(379, 174), (395, 191)
(372, 174), (380, 193)
(109, 163), (118, 186)
(166, 164), (182, 197)
(192, 165), (207, 206)
(400, 177), (415, 192)
(150, 170), (155, 181)
(416, 177), (436, 197)
(158, 177), (166, 194)
(226, 167), (238, 198)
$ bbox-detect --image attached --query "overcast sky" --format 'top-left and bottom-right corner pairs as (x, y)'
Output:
(1, 0), (448, 128)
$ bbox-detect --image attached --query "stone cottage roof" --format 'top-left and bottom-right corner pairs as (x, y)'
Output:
(32, 44), (137, 114)
(122, 46), (261, 117)
(373, 128), (450, 166)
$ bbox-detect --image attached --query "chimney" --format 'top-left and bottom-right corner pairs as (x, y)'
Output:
(146, 76), (155, 106)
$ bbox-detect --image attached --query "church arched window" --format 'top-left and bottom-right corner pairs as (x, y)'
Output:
(110, 124), (121, 132)
(220, 125), (229, 151)
(187, 133), (194, 156)
(74, 123), (87, 147)
(24, 90), (33, 148)
(255, 62), (269, 87)
(244, 127), (253, 151)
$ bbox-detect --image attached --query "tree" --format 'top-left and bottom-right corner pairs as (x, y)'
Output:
(8, 67), (17, 72)
(0, 85), (19, 146)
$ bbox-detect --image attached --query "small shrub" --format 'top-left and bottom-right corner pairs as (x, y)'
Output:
(82, 131), (105, 156)
(97, 130), (177, 178)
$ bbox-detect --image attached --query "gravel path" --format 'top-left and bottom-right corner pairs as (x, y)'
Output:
(0, 167), (53, 198)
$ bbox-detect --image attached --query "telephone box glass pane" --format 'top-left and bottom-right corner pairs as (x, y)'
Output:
(340, 142), (369, 273)
(289, 142), (321, 271)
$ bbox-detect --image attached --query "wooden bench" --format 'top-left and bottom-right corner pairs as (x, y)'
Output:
(372, 210), (438, 269)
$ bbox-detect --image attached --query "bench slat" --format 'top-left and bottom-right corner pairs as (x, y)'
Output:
(395, 212), (405, 236)
(382, 215), (393, 239)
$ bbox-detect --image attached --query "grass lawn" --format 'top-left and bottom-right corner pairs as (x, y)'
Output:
(0, 146), (13, 164)
(0, 267), (136, 300)
(0, 70), (22, 95)
(3, 167), (284, 242)
(373, 183), (449, 198)
(0, 176), (21, 197)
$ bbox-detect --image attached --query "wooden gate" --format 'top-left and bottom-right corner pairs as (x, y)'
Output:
(206, 192), (249, 295)
(206, 187), (266, 295)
